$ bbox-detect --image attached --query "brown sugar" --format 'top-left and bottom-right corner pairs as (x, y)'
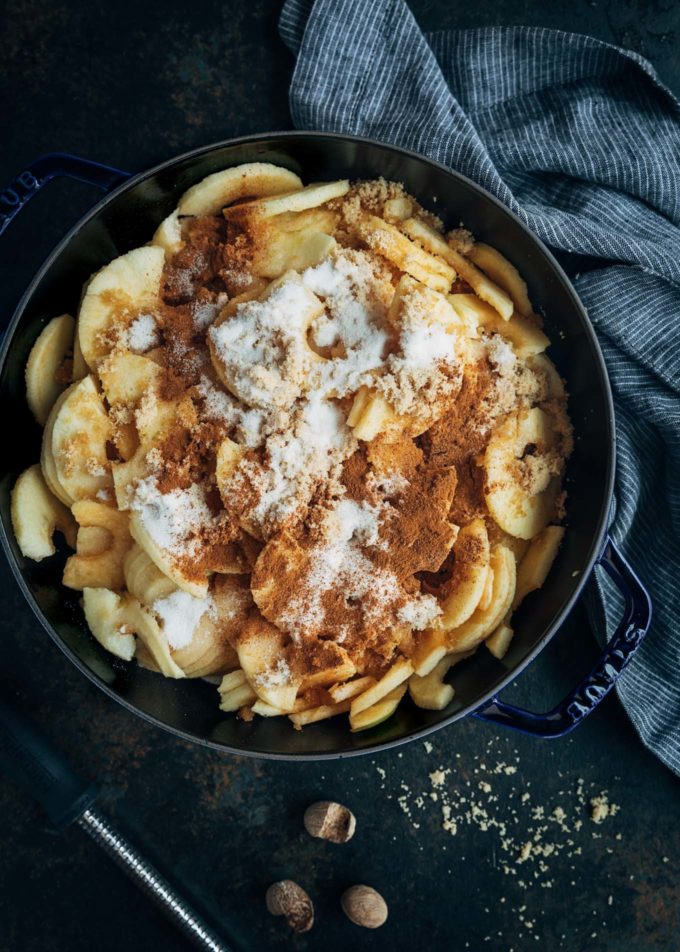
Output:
(336, 178), (444, 233)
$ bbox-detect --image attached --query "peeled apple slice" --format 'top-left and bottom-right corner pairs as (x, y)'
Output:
(448, 293), (549, 357)
(438, 518), (490, 631)
(411, 627), (448, 677)
(178, 163), (304, 216)
(446, 545), (516, 653)
(11, 464), (77, 560)
(408, 650), (476, 711)
(235, 615), (300, 711)
(25, 314), (75, 425)
(346, 386), (399, 442)
(124, 599), (185, 678)
(218, 670), (257, 712)
(409, 657), (455, 711)
(152, 210), (183, 256)
(82, 588), (136, 661)
(484, 407), (560, 540)
(251, 228), (337, 279)
(350, 658), (414, 718)
(72, 327), (89, 381)
(350, 684), (407, 732)
(359, 214), (455, 292)
(224, 180), (349, 220)
(466, 243), (533, 317)
(124, 544), (177, 606)
(40, 389), (71, 505)
(63, 500), (132, 591)
(78, 245), (164, 369)
(43, 375), (112, 506)
(128, 512), (209, 599)
(512, 525), (565, 610)
(99, 353), (163, 408)
(401, 217), (513, 319)
(486, 622), (515, 660)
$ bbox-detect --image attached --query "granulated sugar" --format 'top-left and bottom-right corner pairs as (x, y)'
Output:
(126, 313), (159, 352)
(398, 596), (442, 629)
(240, 396), (352, 531)
(191, 292), (228, 330)
(152, 589), (212, 649)
(377, 280), (462, 418)
(131, 477), (214, 556)
(485, 333), (517, 374)
(302, 248), (392, 390)
(209, 274), (323, 409)
(196, 375), (265, 448)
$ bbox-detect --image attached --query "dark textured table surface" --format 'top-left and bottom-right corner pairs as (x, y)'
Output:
(2, 2), (679, 950)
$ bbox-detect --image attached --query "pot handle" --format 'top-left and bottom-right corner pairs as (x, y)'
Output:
(472, 536), (652, 737)
(0, 152), (130, 236)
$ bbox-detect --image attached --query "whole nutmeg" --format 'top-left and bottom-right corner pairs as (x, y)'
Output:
(304, 801), (356, 844)
(266, 880), (314, 934)
(341, 884), (388, 929)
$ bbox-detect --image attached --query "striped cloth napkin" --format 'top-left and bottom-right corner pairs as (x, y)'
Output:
(279, 0), (680, 774)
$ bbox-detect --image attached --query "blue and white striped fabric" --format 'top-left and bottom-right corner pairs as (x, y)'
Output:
(279, 0), (680, 774)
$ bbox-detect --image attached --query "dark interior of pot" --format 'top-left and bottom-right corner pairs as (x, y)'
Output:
(0, 134), (614, 758)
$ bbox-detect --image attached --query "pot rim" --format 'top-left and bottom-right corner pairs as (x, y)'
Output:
(0, 130), (616, 760)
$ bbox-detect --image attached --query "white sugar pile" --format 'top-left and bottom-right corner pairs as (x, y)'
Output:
(127, 313), (159, 352)
(153, 590), (212, 649)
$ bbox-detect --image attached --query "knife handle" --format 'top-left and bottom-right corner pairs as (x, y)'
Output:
(0, 690), (99, 827)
